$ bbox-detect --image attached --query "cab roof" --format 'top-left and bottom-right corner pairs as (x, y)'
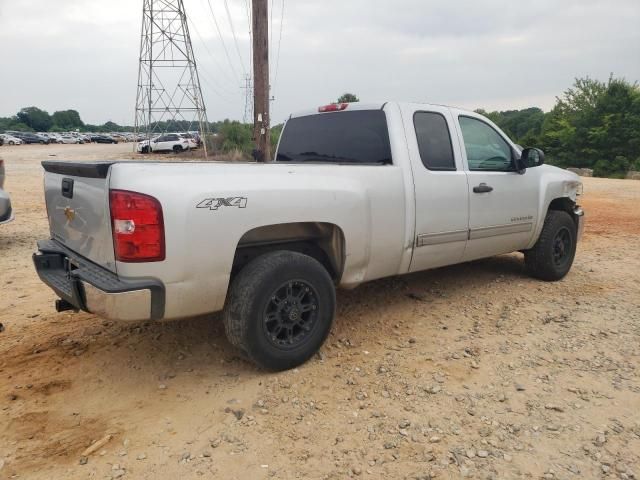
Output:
(289, 101), (476, 119)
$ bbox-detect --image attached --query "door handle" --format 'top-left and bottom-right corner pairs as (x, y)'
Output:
(473, 183), (493, 193)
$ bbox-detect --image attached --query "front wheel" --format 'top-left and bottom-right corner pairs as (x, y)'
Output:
(223, 251), (336, 371)
(173, 145), (183, 153)
(525, 210), (577, 281)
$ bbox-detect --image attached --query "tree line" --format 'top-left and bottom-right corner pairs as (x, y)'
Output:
(2, 79), (638, 177)
(477, 76), (640, 178)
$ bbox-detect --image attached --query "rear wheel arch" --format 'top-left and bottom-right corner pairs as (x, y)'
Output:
(231, 222), (346, 283)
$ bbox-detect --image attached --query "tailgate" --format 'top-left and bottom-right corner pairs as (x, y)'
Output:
(42, 161), (117, 272)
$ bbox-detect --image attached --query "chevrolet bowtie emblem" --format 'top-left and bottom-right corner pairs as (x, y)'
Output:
(64, 207), (75, 222)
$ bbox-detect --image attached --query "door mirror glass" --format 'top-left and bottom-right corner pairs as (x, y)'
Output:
(520, 147), (545, 168)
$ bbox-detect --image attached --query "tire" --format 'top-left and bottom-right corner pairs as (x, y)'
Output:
(173, 145), (183, 153)
(223, 251), (336, 371)
(8, 141), (14, 145)
(525, 210), (577, 281)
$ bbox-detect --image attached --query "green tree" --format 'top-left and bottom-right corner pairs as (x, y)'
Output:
(219, 121), (252, 154)
(52, 110), (84, 130)
(537, 76), (640, 175)
(475, 108), (545, 145)
(16, 107), (53, 131)
(337, 93), (359, 103)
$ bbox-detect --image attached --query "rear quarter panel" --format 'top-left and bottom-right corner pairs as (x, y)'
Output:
(109, 162), (408, 320)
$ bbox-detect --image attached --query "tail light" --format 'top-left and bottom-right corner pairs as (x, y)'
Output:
(109, 189), (165, 262)
(319, 103), (349, 113)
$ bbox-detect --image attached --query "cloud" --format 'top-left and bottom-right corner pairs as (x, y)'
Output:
(0, 0), (638, 124)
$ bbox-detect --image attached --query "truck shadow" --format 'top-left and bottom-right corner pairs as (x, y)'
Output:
(76, 253), (528, 376)
(3, 253), (528, 392)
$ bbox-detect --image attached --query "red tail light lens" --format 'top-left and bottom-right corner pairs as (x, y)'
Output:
(109, 189), (165, 262)
(318, 103), (349, 113)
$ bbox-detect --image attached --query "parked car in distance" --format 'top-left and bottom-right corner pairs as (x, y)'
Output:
(9, 132), (50, 144)
(42, 133), (60, 144)
(57, 135), (83, 144)
(91, 135), (118, 144)
(0, 159), (14, 224)
(109, 134), (127, 143)
(172, 133), (198, 149)
(137, 133), (192, 153)
(33, 101), (585, 371)
(0, 134), (24, 145)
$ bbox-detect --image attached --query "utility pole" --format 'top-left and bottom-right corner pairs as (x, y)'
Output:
(252, 0), (270, 162)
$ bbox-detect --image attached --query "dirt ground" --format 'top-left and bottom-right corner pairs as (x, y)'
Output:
(0, 143), (639, 480)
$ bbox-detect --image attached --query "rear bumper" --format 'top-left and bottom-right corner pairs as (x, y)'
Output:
(33, 239), (165, 321)
(574, 206), (585, 242)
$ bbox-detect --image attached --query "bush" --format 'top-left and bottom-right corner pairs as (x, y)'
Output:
(593, 156), (630, 178)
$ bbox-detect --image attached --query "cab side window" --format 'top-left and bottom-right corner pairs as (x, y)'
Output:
(459, 116), (513, 172)
(414, 112), (456, 171)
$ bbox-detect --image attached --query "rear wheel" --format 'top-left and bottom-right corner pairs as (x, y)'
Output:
(525, 210), (577, 281)
(223, 251), (336, 371)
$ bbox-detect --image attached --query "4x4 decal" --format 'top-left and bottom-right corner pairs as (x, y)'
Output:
(196, 197), (248, 211)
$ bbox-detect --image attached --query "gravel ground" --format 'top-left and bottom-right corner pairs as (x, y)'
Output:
(0, 144), (639, 479)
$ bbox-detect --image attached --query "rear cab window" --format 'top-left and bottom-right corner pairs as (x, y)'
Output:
(413, 112), (456, 171)
(276, 110), (392, 165)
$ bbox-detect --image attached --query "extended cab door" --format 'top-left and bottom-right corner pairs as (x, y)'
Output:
(402, 104), (469, 272)
(451, 110), (539, 261)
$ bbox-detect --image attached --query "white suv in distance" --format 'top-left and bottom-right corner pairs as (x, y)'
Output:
(137, 133), (193, 154)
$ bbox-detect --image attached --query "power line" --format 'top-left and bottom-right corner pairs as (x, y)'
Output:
(204, 0), (241, 84)
(188, 16), (238, 93)
(270, 0), (274, 55)
(272, 0), (285, 93)
(245, 0), (252, 78)
(223, 0), (248, 76)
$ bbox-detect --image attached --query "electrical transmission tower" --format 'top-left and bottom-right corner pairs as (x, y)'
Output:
(135, 0), (210, 156)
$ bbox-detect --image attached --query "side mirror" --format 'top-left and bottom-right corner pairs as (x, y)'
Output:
(521, 147), (545, 168)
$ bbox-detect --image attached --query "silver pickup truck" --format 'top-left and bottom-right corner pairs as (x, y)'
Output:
(33, 102), (584, 370)
(0, 159), (14, 225)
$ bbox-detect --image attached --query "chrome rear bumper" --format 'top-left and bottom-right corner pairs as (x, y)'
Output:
(33, 239), (164, 321)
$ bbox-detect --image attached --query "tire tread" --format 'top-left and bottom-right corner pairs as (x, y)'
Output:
(525, 210), (576, 281)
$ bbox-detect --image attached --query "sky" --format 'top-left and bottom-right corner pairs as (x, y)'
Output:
(0, 0), (639, 126)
